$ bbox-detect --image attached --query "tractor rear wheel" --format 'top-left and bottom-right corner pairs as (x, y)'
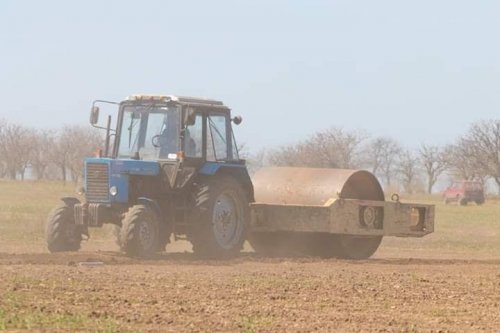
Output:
(191, 176), (249, 258)
(120, 204), (159, 257)
(46, 199), (82, 252)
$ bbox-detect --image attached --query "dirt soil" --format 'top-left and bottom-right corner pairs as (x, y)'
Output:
(1, 248), (500, 332)
(4, 183), (499, 331)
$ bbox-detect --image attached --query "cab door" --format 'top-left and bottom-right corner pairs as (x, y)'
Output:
(171, 110), (205, 189)
(206, 112), (238, 162)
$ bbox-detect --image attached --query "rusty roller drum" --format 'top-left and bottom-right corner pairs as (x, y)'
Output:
(249, 167), (385, 259)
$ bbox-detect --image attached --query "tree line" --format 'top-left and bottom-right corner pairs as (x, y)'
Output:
(245, 120), (500, 194)
(2, 118), (499, 194)
(0, 120), (102, 182)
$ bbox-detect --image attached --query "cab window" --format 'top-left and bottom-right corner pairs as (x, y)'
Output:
(184, 114), (203, 158)
(207, 114), (228, 161)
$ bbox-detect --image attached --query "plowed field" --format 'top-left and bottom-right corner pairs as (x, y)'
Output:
(1, 181), (500, 332)
(1, 251), (500, 332)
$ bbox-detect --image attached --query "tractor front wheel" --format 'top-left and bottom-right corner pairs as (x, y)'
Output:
(46, 199), (82, 252)
(120, 204), (159, 257)
(191, 176), (249, 258)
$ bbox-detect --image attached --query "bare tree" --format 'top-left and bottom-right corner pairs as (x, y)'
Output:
(419, 144), (448, 194)
(0, 158), (5, 178)
(367, 137), (402, 187)
(0, 120), (5, 178)
(311, 128), (368, 169)
(444, 142), (485, 182)
(269, 127), (368, 169)
(49, 125), (102, 183)
(269, 143), (312, 167)
(444, 120), (500, 192)
(54, 125), (104, 183)
(465, 120), (500, 193)
(50, 128), (72, 182)
(30, 129), (56, 180)
(397, 149), (420, 194)
(0, 122), (33, 180)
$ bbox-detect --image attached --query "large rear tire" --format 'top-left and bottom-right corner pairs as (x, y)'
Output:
(190, 176), (249, 258)
(46, 199), (82, 252)
(120, 205), (159, 257)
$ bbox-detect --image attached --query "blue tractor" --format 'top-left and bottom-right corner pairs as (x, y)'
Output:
(46, 94), (253, 257)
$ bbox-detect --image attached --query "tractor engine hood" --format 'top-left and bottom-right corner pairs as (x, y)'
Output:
(84, 158), (160, 203)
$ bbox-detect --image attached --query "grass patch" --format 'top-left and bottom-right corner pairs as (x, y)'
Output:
(0, 180), (112, 251)
(0, 308), (121, 332)
(237, 315), (273, 333)
(0, 280), (122, 333)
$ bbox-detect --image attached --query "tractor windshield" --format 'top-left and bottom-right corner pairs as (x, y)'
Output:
(117, 104), (180, 160)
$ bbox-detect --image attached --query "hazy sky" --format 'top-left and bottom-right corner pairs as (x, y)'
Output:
(1, 0), (499, 151)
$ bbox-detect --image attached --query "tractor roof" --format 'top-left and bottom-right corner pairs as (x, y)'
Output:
(125, 94), (226, 108)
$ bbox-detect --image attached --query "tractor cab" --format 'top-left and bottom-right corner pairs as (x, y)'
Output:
(91, 95), (241, 164)
(110, 95), (241, 165)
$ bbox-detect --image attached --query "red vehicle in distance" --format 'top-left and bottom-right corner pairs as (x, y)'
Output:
(443, 181), (485, 206)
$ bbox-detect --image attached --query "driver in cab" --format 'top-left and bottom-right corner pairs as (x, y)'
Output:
(157, 114), (178, 159)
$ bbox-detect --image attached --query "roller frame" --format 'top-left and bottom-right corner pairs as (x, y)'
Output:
(250, 198), (434, 237)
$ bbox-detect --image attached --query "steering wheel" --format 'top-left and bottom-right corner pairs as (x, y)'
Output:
(151, 135), (161, 148)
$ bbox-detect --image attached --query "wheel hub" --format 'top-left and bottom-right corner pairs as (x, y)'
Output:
(362, 206), (377, 228)
(139, 220), (153, 249)
(213, 192), (240, 249)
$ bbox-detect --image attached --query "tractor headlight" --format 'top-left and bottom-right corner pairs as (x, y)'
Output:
(109, 186), (118, 196)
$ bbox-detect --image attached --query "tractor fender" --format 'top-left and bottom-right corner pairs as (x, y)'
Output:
(61, 197), (81, 207)
(201, 164), (254, 202)
(136, 197), (162, 218)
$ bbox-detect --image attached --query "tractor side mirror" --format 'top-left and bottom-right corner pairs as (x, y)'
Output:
(232, 116), (242, 125)
(90, 106), (100, 125)
(185, 107), (196, 126)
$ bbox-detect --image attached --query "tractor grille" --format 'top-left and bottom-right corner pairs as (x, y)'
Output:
(86, 163), (110, 202)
